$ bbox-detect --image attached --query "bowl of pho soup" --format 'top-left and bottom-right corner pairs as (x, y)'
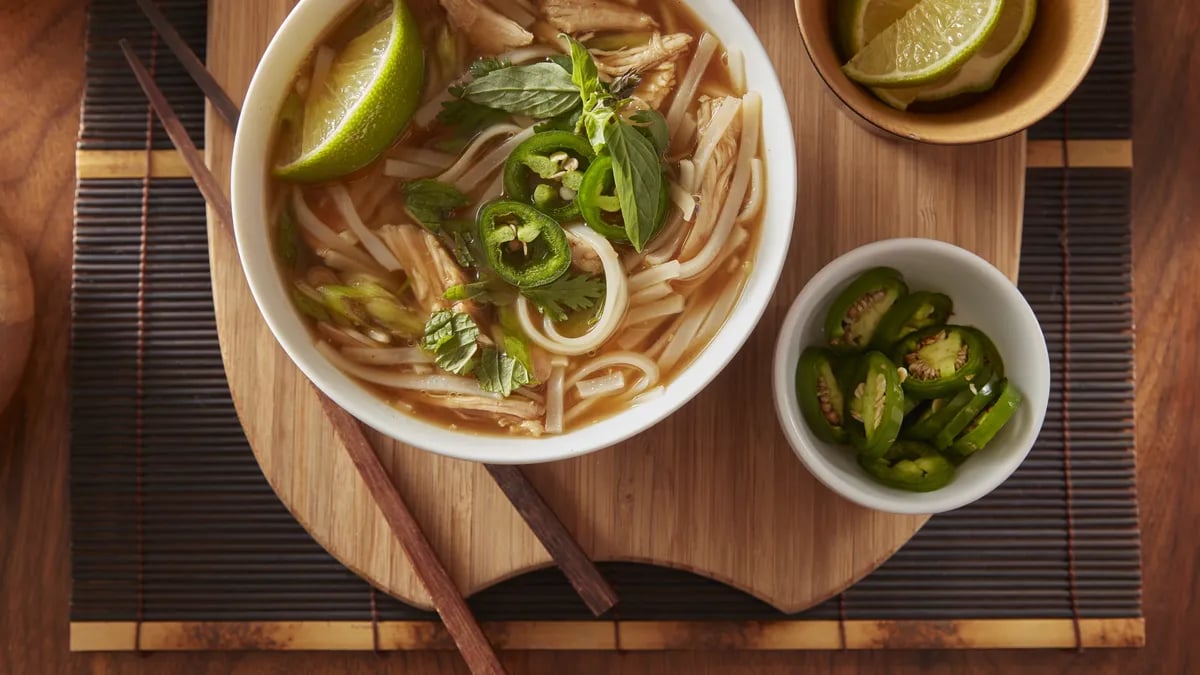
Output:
(232, 0), (797, 463)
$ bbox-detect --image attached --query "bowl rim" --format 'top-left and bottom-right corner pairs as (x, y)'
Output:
(771, 238), (1051, 514)
(793, 0), (1110, 144)
(230, 0), (799, 465)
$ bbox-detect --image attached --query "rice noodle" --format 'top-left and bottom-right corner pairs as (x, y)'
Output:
(737, 158), (764, 225)
(328, 185), (403, 272)
(669, 180), (697, 221)
(317, 341), (497, 397)
(727, 47), (746, 96)
(396, 147), (457, 170)
(678, 92), (761, 280)
(678, 159), (696, 196)
(450, 125), (537, 191)
(320, 248), (381, 276)
(562, 351), (660, 424)
(318, 322), (377, 348)
(515, 386), (545, 404)
(437, 122), (523, 185)
(695, 269), (747, 348)
(643, 210), (687, 266)
(545, 363), (565, 434)
(291, 189), (382, 272)
(341, 347), (433, 366)
(674, 115), (698, 160)
(414, 88), (454, 128)
(656, 295), (714, 372)
(631, 386), (665, 405)
(629, 281), (674, 306)
(629, 260), (681, 291)
(498, 44), (558, 64)
(306, 45), (335, 109)
(667, 32), (719, 144)
(623, 293), (684, 326)
(575, 372), (626, 399)
(517, 224), (629, 356)
(489, 0), (537, 27)
(691, 97), (740, 189)
(384, 159), (437, 179)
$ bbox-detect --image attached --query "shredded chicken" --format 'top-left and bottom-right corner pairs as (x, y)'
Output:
(634, 61), (677, 109)
(566, 230), (604, 275)
(500, 418), (548, 436)
(416, 393), (546, 420)
(593, 33), (692, 76)
(541, 0), (657, 34)
(440, 0), (534, 54)
(379, 224), (480, 319)
(680, 97), (741, 260)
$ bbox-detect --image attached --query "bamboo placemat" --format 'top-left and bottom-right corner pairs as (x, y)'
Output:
(70, 0), (1141, 651)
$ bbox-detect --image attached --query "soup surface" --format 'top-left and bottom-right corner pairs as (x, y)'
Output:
(272, 0), (766, 436)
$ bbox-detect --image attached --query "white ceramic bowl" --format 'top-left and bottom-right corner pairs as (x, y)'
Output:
(772, 239), (1050, 514)
(232, 0), (797, 464)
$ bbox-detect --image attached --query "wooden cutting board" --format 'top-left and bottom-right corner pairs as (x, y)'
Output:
(205, 0), (1024, 612)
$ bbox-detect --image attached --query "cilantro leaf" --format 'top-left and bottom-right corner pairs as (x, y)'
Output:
(477, 347), (535, 397)
(522, 273), (606, 322)
(402, 180), (469, 231)
(420, 310), (480, 375)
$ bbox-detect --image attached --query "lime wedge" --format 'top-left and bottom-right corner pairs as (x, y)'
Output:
(836, 0), (920, 59)
(274, 0), (425, 183)
(842, 0), (1005, 87)
(868, 0), (1037, 110)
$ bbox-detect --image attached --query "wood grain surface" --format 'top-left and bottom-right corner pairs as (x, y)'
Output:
(203, 0), (1022, 613)
(2, 0), (1197, 673)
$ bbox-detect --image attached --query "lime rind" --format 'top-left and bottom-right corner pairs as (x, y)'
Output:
(841, 0), (1006, 88)
(912, 0), (1037, 102)
(275, 0), (424, 183)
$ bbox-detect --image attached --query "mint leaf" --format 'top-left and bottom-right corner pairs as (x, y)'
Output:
(605, 120), (665, 251)
(461, 62), (581, 118)
(421, 310), (481, 375)
(477, 347), (535, 397)
(522, 273), (606, 322)
(402, 180), (469, 231)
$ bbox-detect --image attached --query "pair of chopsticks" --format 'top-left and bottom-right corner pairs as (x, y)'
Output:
(121, 0), (618, 670)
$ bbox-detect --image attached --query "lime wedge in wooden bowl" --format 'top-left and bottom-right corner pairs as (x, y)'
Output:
(841, 0), (1005, 88)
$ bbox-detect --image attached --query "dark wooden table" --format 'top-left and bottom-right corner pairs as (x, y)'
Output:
(2, 0), (1195, 672)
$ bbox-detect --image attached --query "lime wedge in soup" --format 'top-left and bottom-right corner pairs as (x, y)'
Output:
(841, 0), (1005, 88)
(274, 0), (425, 183)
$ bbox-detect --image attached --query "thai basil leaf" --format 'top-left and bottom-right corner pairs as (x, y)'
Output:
(460, 62), (580, 118)
(561, 33), (619, 153)
(609, 70), (642, 99)
(605, 120), (665, 251)
(631, 109), (669, 155)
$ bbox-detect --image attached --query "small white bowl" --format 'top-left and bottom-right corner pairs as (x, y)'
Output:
(772, 239), (1050, 514)
(231, 0), (797, 464)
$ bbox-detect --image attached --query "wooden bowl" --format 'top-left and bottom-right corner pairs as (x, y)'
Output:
(795, 0), (1109, 144)
(0, 226), (33, 413)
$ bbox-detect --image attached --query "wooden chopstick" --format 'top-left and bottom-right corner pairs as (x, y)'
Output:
(120, 43), (506, 674)
(485, 465), (618, 614)
(132, 0), (240, 130)
(120, 39), (233, 233)
(319, 397), (505, 674)
(127, 4), (618, 618)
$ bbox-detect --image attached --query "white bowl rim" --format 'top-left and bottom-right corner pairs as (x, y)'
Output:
(771, 238), (1051, 514)
(231, 0), (799, 464)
